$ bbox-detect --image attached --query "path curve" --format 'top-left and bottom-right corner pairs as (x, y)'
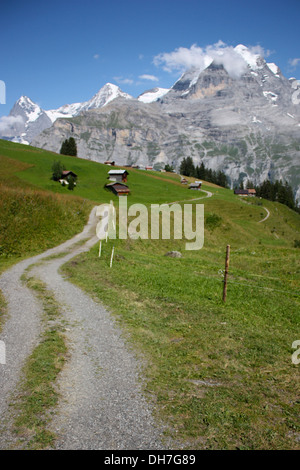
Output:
(258, 206), (270, 223)
(0, 207), (170, 450)
(162, 189), (213, 206)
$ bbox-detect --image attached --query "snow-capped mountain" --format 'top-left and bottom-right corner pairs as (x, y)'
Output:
(31, 44), (300, 199)
(1, 44), (299, 199)
(164, 44), (288, 103)
(3, 96), (53, 144)
(0, 83), (133, 144)
(46, 83), (133, 122)
(138, 87), (170, 103)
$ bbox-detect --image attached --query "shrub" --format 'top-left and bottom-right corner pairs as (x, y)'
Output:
(51, 161), (65, 181)
(205, 213), (222, 231)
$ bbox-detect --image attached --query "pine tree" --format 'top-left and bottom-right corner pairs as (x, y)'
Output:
(246, 179), (254, 189)
(60, 139), (69, 155)
(60, 137), (77, 156)
(179, 157), (195, 177)
(68, 137), (77, 157)
(207, 169), (213, 183)
(198, 162), (206, 180)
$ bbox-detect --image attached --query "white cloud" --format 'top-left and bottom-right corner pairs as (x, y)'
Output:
(139, 74), (159, 82)
(289, 58), (300, 68)
(113, 76), (134, 85)
(154, 41), (268, 79)
(153, 43), (210, 73)
(0, 115), (24, 133)
(93, 54), (100, 60)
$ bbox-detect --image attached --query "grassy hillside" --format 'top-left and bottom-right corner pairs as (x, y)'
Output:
(0, 141), (93, 272)
(0, 138), (300, 449)
(60, 170), (300, 449)
(0, 140), (200, 205)
(0, 139), (201, 273)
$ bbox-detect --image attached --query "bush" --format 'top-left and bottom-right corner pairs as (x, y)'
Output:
(205, 213), (222, 231)
(68, 175), (76, 191)
(51, 161), (65, 181)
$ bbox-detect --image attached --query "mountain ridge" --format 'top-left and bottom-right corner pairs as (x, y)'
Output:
(0, 83), (135, 145)
(1, 45), (300, 200)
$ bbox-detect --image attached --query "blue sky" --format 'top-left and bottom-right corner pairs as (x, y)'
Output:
(0, 0), (299, 117)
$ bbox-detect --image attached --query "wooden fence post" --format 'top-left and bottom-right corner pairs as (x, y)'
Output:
(222, 244), (230, 302)
(110, 246), (115, 268)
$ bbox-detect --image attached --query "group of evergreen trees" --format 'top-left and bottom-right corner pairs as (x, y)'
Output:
(60, 137), (77, 156)
(179, 157), (228, 188)
(254, 179), (298, 212)
(179, 157), (298, 212)
(164, 163), (174, 172)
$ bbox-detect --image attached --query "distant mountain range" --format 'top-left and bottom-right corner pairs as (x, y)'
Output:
(1, 45), (300, 200)
(1, 83), (134, 144)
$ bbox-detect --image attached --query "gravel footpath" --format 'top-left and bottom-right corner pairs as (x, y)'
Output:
(0, 207), (170, 450)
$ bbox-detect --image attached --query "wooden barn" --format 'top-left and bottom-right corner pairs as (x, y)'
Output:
(108, 169), (129, 183)
(105, 182), (130, 196)
(247, 188), (256, 196)
(234, 189), (256, 197)
(61, 170), (77, 179)
(189, 181), (202, 190)
(59, 170), (78, 185)
(234, 189), (249, 196)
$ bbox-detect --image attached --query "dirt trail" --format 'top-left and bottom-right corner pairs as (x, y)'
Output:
(0, 207), (170, 450)
(258, 206), (270, 223)
(162, 189), (213, 206)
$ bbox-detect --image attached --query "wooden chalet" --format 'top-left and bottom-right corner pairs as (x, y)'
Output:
(189, 181), (202, 190)
(108, 169), (129, 183)
(234, 189), (256, 197)
(247, 188), (256, 196)
(61, 170), (77, 179)
(105, 182), (130, 196)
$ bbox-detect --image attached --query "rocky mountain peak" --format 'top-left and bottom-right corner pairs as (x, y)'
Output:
(1, 51), (299, 200)
(1, 83), (134, 144)
(85, 83), (133, 110)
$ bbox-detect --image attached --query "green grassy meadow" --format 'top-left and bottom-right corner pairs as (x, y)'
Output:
(0, 150), (92, 272)
(0, 138), (207, 272)
(0, 140), (199, 205)
(0, 138), (300, 449)
(61, 196), (300, 449)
